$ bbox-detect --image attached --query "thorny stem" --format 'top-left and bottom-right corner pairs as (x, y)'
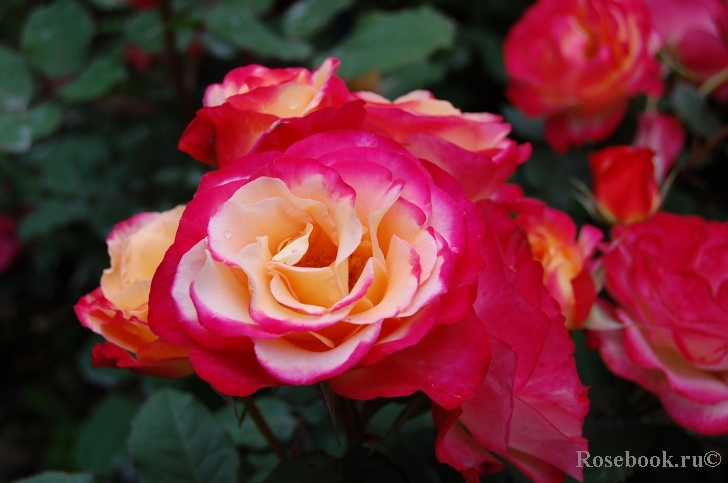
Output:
(243, 396), (289, 461)
(159, 0), (195, 120)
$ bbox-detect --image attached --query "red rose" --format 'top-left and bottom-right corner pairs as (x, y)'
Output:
(643, 0), (728, 100)
(589, 145), (661, 223)
(591, 213), (728, 435)
(504, 0), (662, 151)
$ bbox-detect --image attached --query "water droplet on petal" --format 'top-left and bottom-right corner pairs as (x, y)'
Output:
(288, 98), (300, 110)
(223, 230), (231, 239)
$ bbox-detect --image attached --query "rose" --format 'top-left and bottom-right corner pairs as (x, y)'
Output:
(643, 0), (728, 100)
(633, 112), (685, 182)
(434, 199), (588, 483)
(589, 146), (661, 223)
(74, 206), (192, 377)
(491, 186), (602, 329)
(591, 212), (728, 435)
(354, 90), (531, 202)
(504, 0), (663, 152)
(178, 58), (351, 167)
(0, 215), (21, 274)
(149, 130), (490, 407)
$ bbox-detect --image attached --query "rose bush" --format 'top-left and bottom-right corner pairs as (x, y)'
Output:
(178, 58), (350, 167)
(149, 129), (491, 407)
(503, 0), (662, 152)
(74, 206), (193, 377)
(433, 198), (588, 483)
(591, 212), (728, 435)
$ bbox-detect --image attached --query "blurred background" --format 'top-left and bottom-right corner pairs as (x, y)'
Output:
(1, 1), (727, 482)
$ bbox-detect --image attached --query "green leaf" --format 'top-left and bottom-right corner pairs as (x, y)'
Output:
(223, 0), (276, 16)
(330, 6), (455, 79)
(0, 112), (31, 153)
(0, 45), (34, 112)
(58, 55), (127, 102)
(19, 199), (87, 239)
(27, 103), (62, 141)
(125, 11), (164, 54)
(13, 472), (96, 483)
(380, 60), (447, 99)
(283, 0), (354, 39)
(75, 395), (141, 476)
(263, 451), (342, 483)
(31, 136), (109, 195)
(206, 5), (312, 60)
(217, 397), (297, 449)
(128, 388), (239, 483)
(21, 0), (95, 77)
(88, 0), (127, 10)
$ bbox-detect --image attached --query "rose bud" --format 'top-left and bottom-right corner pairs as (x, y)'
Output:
(589, 145), (661, 224)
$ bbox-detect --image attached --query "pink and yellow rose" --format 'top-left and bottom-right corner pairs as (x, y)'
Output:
(591, 213), (728, 435)
(149, 130), (490, 407)
(504, 0), (663, 152)
(178, 58), (350, 167)
(490, 187), (602, 329)
(74, 206), (192, 378)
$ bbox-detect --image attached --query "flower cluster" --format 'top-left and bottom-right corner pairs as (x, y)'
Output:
(75, 59), (598, 482)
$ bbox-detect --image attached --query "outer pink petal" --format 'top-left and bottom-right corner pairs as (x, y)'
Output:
(405, 133), (529, 202)
(253, 322), (382, 385)
(329, 313), (491, 409)
(252, 101), (366, 153)
(190, 345), (281, 397)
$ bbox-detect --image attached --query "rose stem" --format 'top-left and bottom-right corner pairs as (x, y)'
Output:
(158, 0), (195, 120)
(242, 396), (289, 461)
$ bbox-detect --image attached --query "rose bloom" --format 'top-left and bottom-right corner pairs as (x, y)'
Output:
(589, 145), (661, 224)
(643, 0), (728, 100)
(591, 213), (728, 435)
(504, 0), (663, 152)
(492, 186), (602, 329)
(74, 206), (192, 377)
(434, 199), (588, 483)
(178, 58), (350, 167)
(354, 90), (531, 202)
(149, 130), (490, 407)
